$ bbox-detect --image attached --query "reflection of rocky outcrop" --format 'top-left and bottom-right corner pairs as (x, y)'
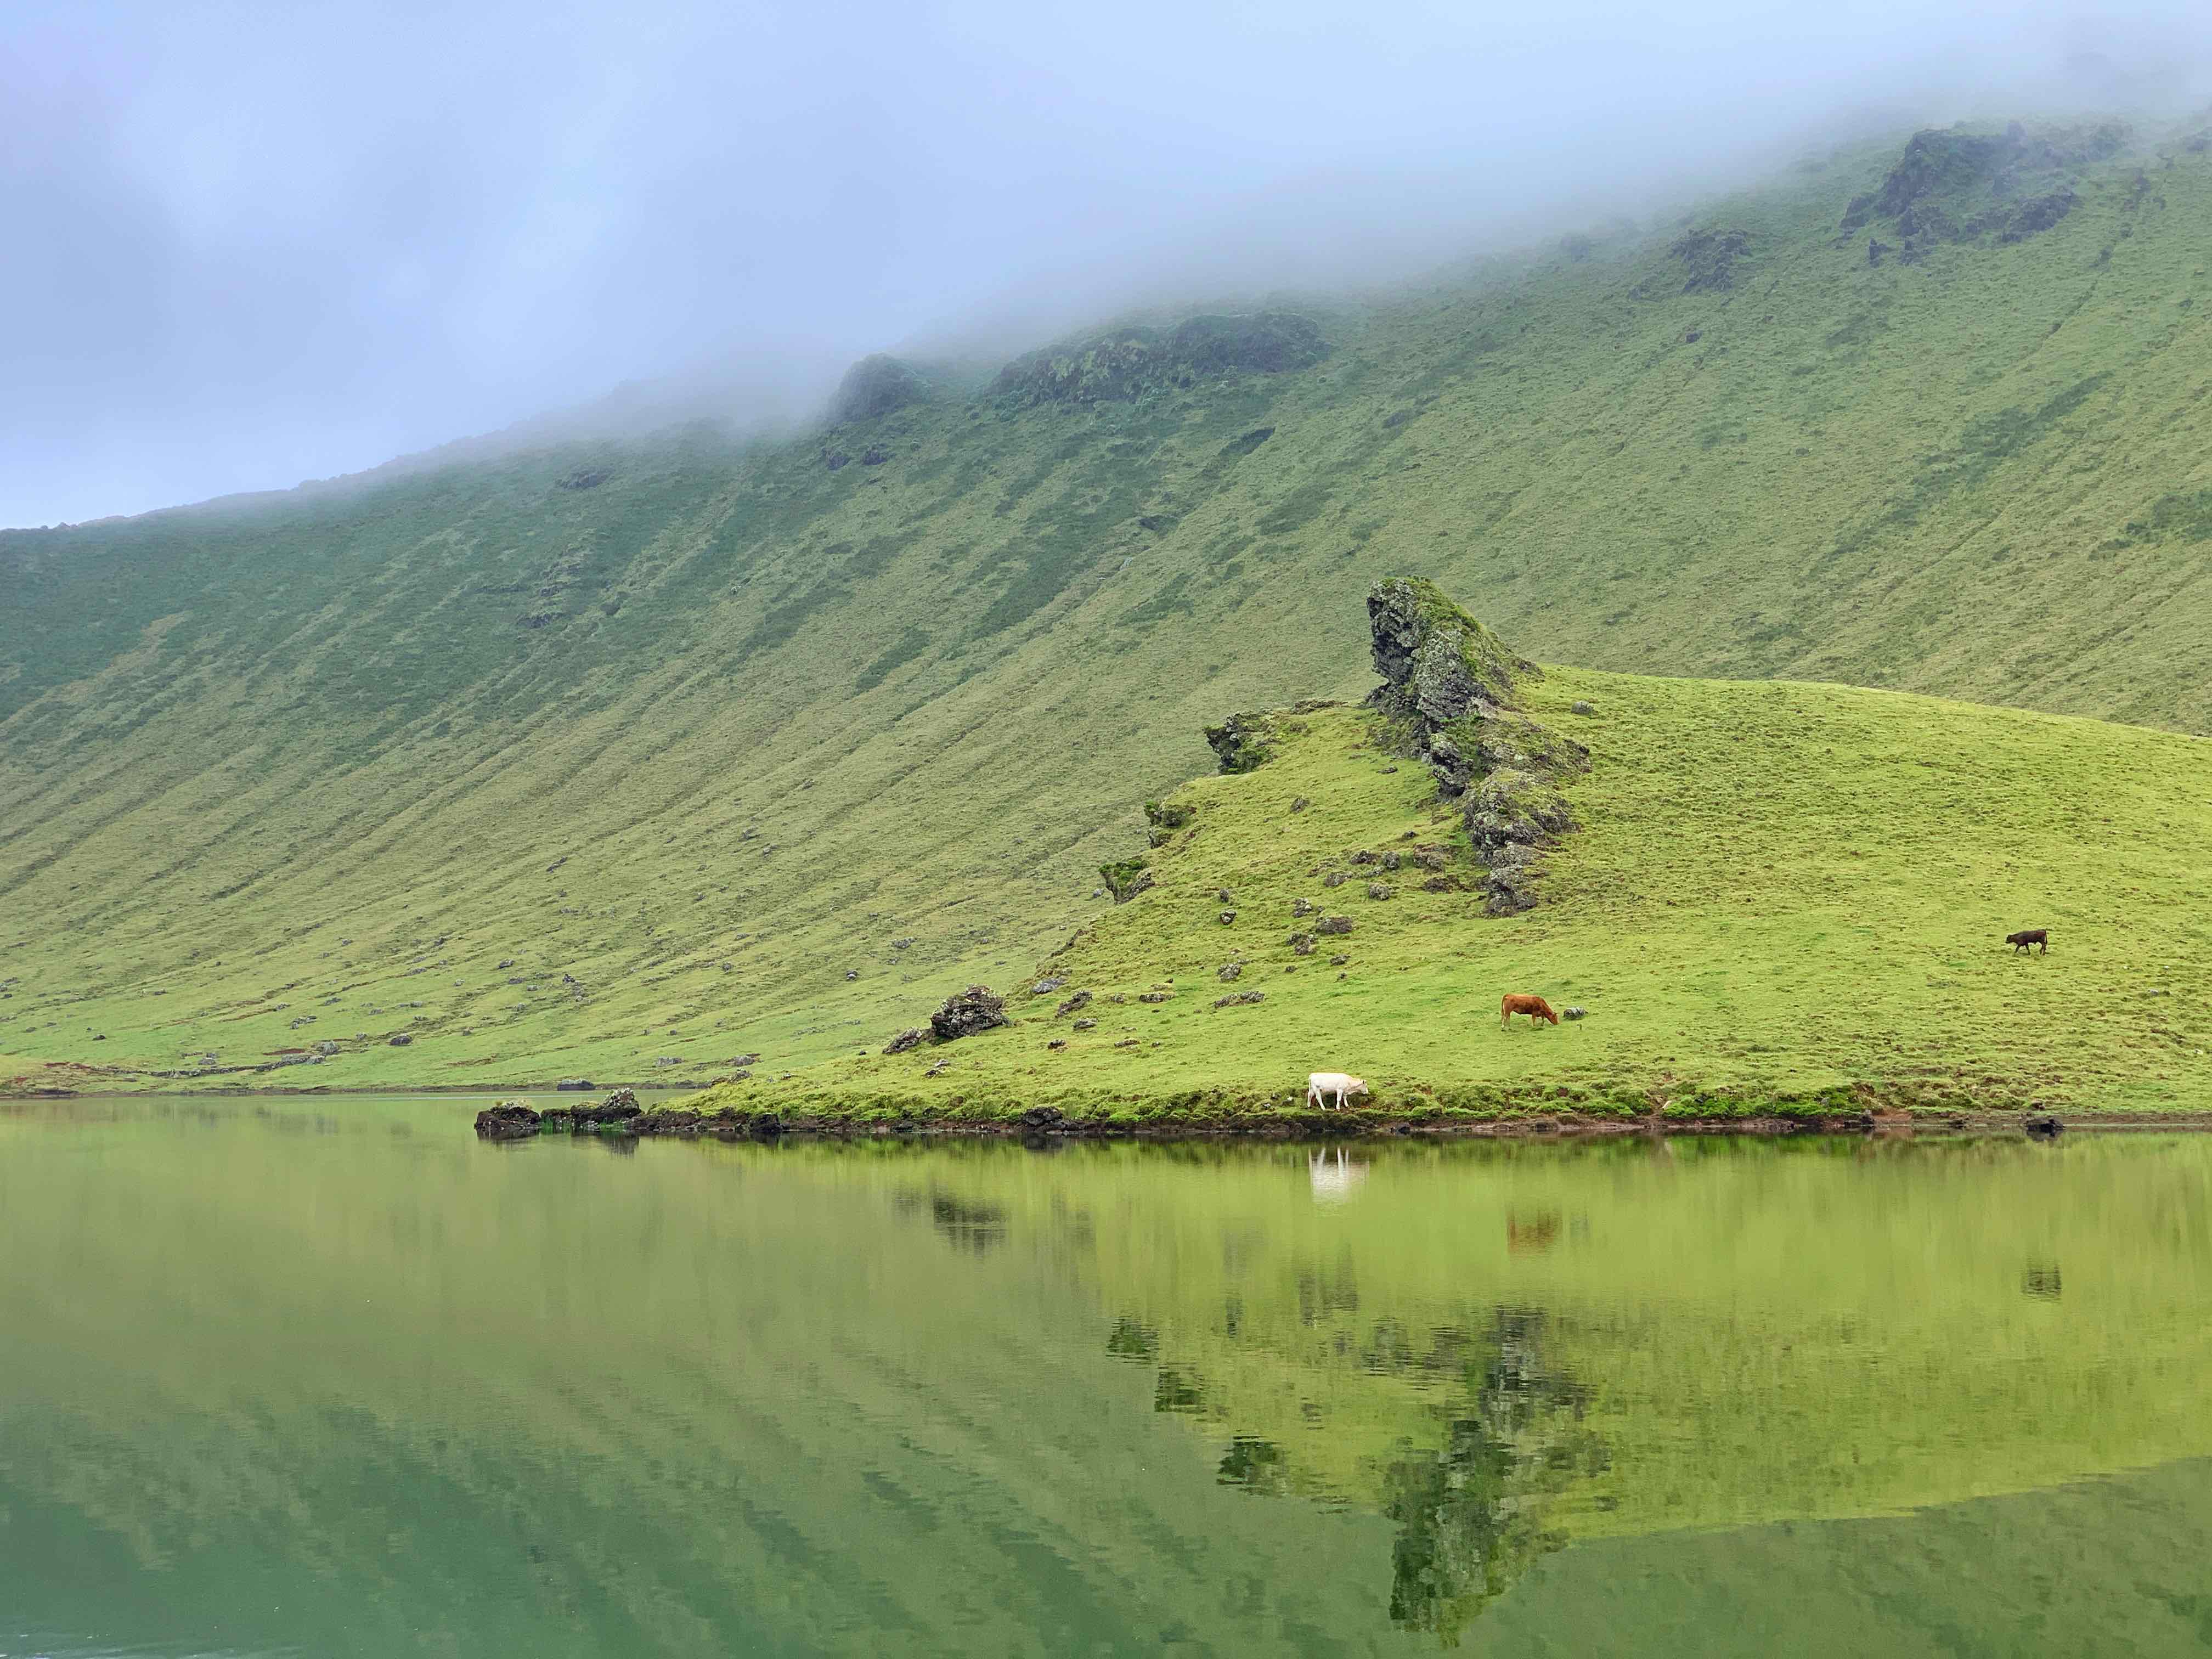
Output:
(1124, 1293), (1605, 1640)
(894, 1187), (1009, 1254)
(1216, 1435), (1289, 1495)
(1382, 1308), (1606, 1641)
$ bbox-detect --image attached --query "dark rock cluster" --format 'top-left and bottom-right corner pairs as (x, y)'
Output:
(473, 1088), (644, 1140)
(1202, 712), (1280, 775)
(1098, 857), (1154, 904)
(828, 354), (932, 424)
(1839, 122), (2125, 262)
(473, 1101), (540, 1139)
(991, 312), (1326, 407)
(929, 985), (1009, 1042)
(1364, 577), (1588, 914)
(1668, 227), (1754, 294)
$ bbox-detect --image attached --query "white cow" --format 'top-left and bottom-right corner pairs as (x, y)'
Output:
(1306, 1071), (1369, 1110)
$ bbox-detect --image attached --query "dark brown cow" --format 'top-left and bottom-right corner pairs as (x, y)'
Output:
(2006, 929), (2050, 954)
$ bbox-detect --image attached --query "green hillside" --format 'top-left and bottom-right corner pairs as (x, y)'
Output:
(5, 119), (2212, 1093)
(685, 631), (2212, 1124)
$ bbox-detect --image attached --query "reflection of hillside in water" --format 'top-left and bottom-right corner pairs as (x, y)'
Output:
(9, 1104), (2212, 1652)
(1122, 1282), (1606, 1640)
(1042, 1131), (2212, 1630)
(0, 1105), (1407, 1654)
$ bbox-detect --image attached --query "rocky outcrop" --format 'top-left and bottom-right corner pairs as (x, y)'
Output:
(884, 1028), (926, 1055)
(1364, 577), (1587, 914)
(473, 1101), (541, 1139)
(1098, 857), (1154, 904)
(1838, 122), (2125, 261)
(567, 1088), (642, 1126)
(828, 354), (931, 424)
(1203, 712), (1279, 774)
(1367, 577), (1530, 731)
(1668, 227), (1753, 294)
(992, 312), (1326, 408)
(930, 985), (1009, 1042)
(1144, 800), (1194, 844)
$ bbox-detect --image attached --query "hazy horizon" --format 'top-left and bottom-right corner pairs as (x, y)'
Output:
(5, 0), (2209, 530)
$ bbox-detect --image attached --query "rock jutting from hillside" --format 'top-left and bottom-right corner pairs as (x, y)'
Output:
(1668, 227), (1754, 294)
(1117, 581), (1587, 918)
(828, 354), (932, 425)
(1839, 121), (2128, 261)
(991, 312), (1327, 408)
(1363, 577), (1587, 913)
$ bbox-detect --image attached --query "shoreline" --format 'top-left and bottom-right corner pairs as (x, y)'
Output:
(476, 1100), (2212, 1143)
(14, 1086), (2207, 1139)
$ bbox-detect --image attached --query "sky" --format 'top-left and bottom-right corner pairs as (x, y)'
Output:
(3, 1), (2208, 528)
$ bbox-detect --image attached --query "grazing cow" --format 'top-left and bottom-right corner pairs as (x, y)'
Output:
(2006, 929), (2050, 955)
(1500, 994), (1561, 1028)
(1307, 1071), (1369, 1110)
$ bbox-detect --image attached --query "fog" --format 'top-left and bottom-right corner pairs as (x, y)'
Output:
(4, 1), (2208, 528)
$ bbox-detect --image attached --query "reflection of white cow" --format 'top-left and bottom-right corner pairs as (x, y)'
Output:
(1307, 1071), (1368, 1110)
(1309, 1147), (1369, 1204)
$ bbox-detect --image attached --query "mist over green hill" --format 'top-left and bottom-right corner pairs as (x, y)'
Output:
(6, 119), (2212, 1091)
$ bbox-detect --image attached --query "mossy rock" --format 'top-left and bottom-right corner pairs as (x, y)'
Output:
(1099, 858), (1154, 903)
(1204, 712), (1280, 775)
(1465, 768), (1576, 852)
(1365, 577), (1532, 729)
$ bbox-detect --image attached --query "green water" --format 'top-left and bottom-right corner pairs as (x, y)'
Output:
(5, 1099), (2212, 1656)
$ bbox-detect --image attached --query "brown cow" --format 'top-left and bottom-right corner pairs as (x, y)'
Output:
(2006, 929), (2050, 954)
(1500, 994), (1561, 1028)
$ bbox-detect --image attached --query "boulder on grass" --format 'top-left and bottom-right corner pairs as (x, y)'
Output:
(930, 985), (1009, 1042)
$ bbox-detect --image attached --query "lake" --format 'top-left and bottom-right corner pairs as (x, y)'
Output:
(5, 1096), (2211, 1656)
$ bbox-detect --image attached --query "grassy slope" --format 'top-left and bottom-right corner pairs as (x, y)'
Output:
(693, 669), (2212, 1122)
(5, 124), (2212, 1090)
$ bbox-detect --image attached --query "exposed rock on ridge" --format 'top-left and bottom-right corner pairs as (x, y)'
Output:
(992, 312), (1327, 408)
(829, 354), (932, 424)
(1364, 577), (1587, 914)
(1839, 122), (2128, 261)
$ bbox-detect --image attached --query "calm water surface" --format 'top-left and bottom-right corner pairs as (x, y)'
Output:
(5, 1097), (2212, 1656)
